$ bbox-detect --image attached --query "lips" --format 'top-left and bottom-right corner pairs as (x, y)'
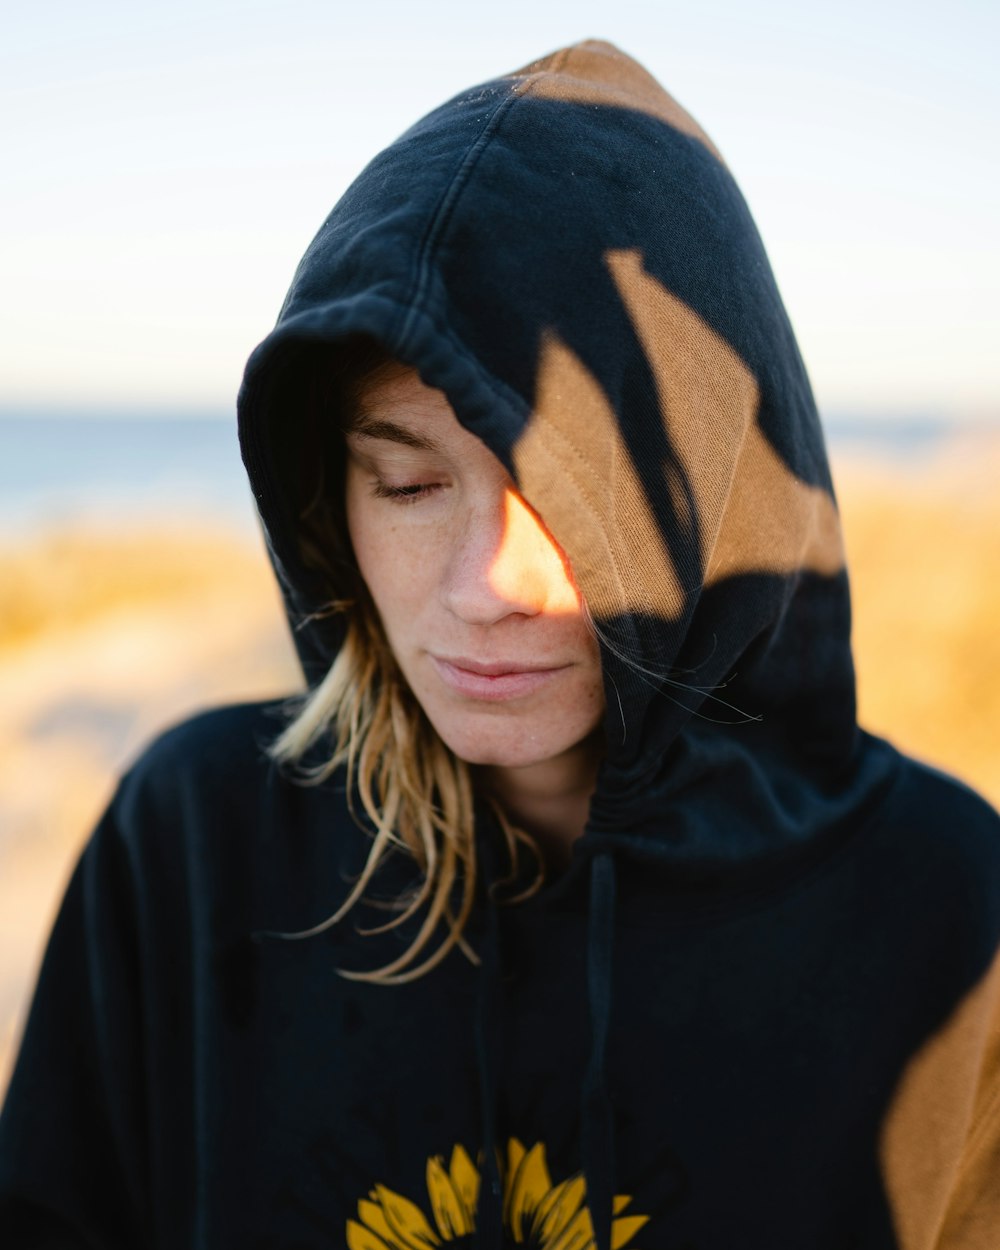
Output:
(430, 655), (570, 701)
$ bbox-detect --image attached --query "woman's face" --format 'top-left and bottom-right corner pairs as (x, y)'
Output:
(343, 363), (605, 771)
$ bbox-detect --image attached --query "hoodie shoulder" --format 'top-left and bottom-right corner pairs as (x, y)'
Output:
(102, 700), (355, 933)
(108, 700), (292, 851)
(872, 742), (1000, 933)
(890, 749), (1000, 841)
(125, 700), (285, 782)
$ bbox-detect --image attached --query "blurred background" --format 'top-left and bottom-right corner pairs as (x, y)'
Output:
(2, 0), (998, 1096)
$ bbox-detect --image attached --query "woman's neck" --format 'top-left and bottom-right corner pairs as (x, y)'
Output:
(479, 733), (603, 871)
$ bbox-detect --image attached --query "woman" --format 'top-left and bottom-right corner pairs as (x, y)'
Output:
(2, 38), (999, 1250)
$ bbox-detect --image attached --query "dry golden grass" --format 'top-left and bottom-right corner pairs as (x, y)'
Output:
(0, 524), (274, 649)
(0, 433), (998, 1098)
(838, 433), (1000, 809)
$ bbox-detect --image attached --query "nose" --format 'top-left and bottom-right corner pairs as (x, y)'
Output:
(439, 486), (581, 626)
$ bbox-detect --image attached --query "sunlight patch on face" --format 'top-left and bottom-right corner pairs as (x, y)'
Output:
(485, 488), (583, 617)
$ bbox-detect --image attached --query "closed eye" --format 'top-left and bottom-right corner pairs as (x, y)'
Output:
(370, 479), (443, 504)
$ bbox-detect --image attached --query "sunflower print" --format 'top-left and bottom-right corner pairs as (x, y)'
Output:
(346, 1136), (649, 1250)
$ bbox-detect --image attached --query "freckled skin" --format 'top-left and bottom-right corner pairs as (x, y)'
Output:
(343, 365), (606, 813)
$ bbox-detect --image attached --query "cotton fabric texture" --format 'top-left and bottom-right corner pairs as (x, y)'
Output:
(3, 38), (1000, 1250)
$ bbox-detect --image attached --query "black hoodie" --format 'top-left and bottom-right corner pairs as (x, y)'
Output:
(2, 38), (1000, 1250)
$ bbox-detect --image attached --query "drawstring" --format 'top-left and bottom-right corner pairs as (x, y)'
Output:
(582, 850), (618, 1250)
(473, 843), (619, 1250)
(474, 838), (505, 1250)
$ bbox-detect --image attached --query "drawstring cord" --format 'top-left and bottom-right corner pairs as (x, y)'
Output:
(474, 838), (505, 1250)
(473, 844), (619, 1250)
(582, 851), (618, 1250)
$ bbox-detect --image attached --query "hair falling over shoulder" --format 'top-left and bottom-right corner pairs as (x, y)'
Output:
(266, 341), (545, 985)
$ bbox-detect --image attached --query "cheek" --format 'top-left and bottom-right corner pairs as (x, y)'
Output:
(574, 637), (607, 721)
(345, 482), (434, 635)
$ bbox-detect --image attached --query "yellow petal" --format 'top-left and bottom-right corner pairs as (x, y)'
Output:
(611, 1214), (649, 1249)
(449, 1144), (480, 1220)
(611, 1195), (631, 1215)
(504, 1137), (526, 1214)
(358, 1199), (401, 1247)
(538, 1176), (586, 1243)
(347, 1218), (395, 1250)
(426, 1155), (469, 1239)
(532, 1177), (569, 1236)
(507, 1142), (553, 1243)
(547, 1203), (595, 1250)
(374, 1184), (441, 1250)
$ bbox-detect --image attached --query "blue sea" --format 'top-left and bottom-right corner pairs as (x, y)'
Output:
(0, 415), (259, 537)
(0, 412), (982, 539)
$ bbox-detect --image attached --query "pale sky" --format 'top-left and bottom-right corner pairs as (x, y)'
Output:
(2, 0), (997, 419)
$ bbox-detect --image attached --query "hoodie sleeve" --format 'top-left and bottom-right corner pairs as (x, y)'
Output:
(934, 977), (1000, 1250)
(880, 925), (1000, 1250)
(0, 796), (151, 1248)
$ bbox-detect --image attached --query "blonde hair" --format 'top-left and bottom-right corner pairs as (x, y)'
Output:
(268, 339), (545, 984)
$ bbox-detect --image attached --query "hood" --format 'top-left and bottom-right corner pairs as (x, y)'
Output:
(238, 38), (897, 874)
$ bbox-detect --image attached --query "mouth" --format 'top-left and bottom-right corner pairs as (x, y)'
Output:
(430, 655), (570, 701)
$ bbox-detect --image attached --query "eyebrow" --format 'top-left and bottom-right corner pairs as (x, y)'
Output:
(346, 414), (441, 452)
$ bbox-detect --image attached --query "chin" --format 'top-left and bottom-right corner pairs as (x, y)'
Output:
(430, 714), (577, 771)
(439, 732), (543, 770)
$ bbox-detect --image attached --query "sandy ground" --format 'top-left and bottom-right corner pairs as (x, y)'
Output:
(1, 434), (999, 1099)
